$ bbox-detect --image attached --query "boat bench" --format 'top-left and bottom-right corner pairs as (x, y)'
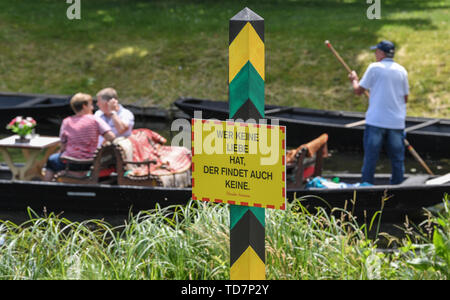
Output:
(53, 143), (117, 184)
(112, 135), (191, 187)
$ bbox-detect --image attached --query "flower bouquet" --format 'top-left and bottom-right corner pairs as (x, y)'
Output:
(6, 116), (37, 143)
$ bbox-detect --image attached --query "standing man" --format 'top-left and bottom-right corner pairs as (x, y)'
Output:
(349, 40), (409, 184)
(95, 87), (135, 146)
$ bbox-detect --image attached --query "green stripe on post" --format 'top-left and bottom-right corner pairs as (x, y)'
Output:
(229, 61), (265, 118)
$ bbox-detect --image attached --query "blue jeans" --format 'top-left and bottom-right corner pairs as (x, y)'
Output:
(46, 153), (91, 172)
(46, 153), (66, 172)
(362, 125), (405, 185)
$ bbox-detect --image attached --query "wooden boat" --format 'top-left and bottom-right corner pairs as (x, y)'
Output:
(174, 97), (450, 157)
(0, 164), (447, 225)
(0, 178), (191, 215)
(289, 173), (450, 223)
(0, 91), (72, 125)
(0, 93), (447, 224)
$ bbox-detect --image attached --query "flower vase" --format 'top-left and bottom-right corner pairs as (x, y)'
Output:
(15, 135), (30, 144)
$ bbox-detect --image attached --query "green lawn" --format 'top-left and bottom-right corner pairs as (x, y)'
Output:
(0, 0), (448, 118)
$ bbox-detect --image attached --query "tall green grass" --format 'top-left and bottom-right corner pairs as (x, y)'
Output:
(0, 195), (448, 280)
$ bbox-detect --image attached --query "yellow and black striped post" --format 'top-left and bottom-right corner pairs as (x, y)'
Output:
(228, 7), (266, 280)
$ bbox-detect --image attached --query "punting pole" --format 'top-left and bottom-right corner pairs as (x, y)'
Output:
(326, 40), (369, 127)
(404, 139), (434, 175)
(229, 7), (266, 280)
(325, 40), (434, 176)
(325, 40), (370, 99)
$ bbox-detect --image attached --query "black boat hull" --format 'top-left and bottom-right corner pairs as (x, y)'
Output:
(174, 98), (450, 158)
(289, 183), (449, 223)
(0, 176), (447, 224)
(0, 179), (192, 220)
(0, 91), (179, 136)
(0, 92), (72, 124)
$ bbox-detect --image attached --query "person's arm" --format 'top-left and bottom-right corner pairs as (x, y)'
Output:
(110, 111), (130, 134)
(60, 140), (66, 153)
(103, 130), (116, 142)
(108, 99), (130, 135)
(348, 71), (366, 96)
(95, 116), (116, 143)
(59, 120), (67, 153)
(403, 70), (409, 104)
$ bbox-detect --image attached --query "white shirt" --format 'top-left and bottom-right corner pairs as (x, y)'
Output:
(94, 104), (135, 147)
(359, 58), (409, 129)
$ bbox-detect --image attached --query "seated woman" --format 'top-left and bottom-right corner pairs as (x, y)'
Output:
(43, 93), (115, 181)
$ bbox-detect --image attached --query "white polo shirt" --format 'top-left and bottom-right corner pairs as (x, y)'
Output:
(94, 104), (135, 147)
(359, 58), (409, 129)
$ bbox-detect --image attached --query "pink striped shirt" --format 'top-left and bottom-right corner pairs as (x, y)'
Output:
(60, 114), (111, 159)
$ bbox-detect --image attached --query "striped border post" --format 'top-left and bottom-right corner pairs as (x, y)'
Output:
(229, 7), (266, 280)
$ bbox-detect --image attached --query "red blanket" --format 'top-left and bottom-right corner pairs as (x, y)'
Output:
(127, 129), (191, 176)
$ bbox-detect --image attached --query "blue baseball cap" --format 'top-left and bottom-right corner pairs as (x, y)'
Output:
(370, 40), (395, 57)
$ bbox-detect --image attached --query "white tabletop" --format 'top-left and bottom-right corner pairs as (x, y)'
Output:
(0, 135), (60, 149)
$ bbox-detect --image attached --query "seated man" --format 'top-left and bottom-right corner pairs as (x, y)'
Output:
(44, 93), (115, 181)
(94, 87), (134, 147)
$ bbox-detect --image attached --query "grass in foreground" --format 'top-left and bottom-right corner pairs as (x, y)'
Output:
(0, 0), (448, 118)
(0, 195), (448, 280)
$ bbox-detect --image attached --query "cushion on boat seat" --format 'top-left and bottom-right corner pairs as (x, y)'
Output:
(114, 137), (133, 166)
(114, 129), (192, 187)
(155, 171), (191, 188)
(98, 167), (115, 178)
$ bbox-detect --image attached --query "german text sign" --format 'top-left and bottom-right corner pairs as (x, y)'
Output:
(191, 119), (286, 210)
